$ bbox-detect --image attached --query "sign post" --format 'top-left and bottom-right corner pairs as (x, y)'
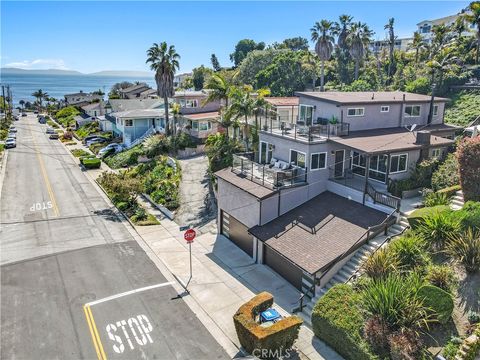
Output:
(183, 229), (196, 290)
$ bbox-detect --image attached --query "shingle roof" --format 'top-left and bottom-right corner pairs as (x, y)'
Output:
(249, 192), (386, 275)
(215, 168), (277, 199)
(118, 83), (150, 93)
(108, 99), (163, 112)
(330, 127), (454, 154)
(81, 102), (102, 111)
(295, 91), (450, 105)
(111, 108), (165, 118)
(265, 97), (299, 107)
(173, 90), (206, 97)
(183, 111), (220, 120)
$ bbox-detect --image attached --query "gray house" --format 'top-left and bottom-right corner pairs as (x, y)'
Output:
(215, 91), (458, 295)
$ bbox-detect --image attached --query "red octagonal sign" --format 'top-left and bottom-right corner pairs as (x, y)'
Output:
(184, 229), (196, 243)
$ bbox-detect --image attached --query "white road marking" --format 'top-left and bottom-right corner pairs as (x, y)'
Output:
(86, 282), (174, 306)
(106, 315), (154, 354)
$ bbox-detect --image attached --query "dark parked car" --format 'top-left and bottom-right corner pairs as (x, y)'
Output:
(49, 133), (59, 140)
(22, 113), (27, 117)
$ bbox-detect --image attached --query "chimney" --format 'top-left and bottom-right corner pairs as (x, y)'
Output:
(415, 130), (431, 145)
(403, 93), (406, 101)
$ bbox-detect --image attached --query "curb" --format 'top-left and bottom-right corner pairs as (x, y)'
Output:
(0, 149), (9, 206)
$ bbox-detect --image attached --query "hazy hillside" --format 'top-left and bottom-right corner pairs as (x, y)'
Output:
(1, 68), (83, 75)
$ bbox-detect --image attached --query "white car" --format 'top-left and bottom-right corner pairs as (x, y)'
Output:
(5, 138), (16, 148)
(85, 137), (108, 147)
(97, 143), (124, 157)
(7, 132), (16, 139)
(9, 126), (17, 133)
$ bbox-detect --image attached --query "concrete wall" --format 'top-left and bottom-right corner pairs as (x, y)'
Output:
(216, 178), (260, 229)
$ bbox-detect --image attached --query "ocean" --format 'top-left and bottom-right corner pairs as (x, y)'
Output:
(0, 73), (157, 105)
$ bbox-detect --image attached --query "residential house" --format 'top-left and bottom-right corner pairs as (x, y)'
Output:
(417, 9), (475, 43)
(73, 114), (97, 129)
(173, 72), (192, 88)
(370, 37), (413, 53)
(64, 91), (103, 107)
(215, 91), (458, 296)
(118, 83), (153, 99)
(81, 101), (105, 117)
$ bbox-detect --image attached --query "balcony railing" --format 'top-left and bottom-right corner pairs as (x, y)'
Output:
(232, 153), (307, 189)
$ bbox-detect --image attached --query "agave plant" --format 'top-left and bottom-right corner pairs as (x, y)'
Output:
(445, 227), (480, 273)
(361, 247), (398, 280)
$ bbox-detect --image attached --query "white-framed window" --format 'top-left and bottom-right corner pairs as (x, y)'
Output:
(381, 106), (390, 113)
(433, 105), (439, 116)
(347, 108), (364, 117)
(192, 121), (199, 130)
(352, 151), (367, 176)
(310, 152), (327, 170)
(179, 99), (198, 108)
(299, 105), (313, 125)
(389, 153), (408, 174)
(404, 105), (421, 117)
(125, 119), (133, 127)
(290, 149), (306, 168)
(431, 148), (442, 158)
(199, 121), (211, 131)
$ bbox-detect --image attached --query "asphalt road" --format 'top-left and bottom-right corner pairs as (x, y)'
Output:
(0, 114), (228, 360)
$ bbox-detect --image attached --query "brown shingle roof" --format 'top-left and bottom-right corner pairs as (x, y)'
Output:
(330, 127), (454, 155)
(215, 168), (277, 199)
(249, 192), (386, 275)
(295, 91), (450, 105)
(265, 97), (299, 107)
(183, 111), (220, 120)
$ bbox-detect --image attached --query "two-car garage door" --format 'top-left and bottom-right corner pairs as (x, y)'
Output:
(221, 211), (253, 257)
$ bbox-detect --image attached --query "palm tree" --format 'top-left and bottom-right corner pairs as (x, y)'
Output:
(311, 20), (334, 91)
(465, 1), (480, 64)
(347, 22), (374, 80)
(453, 16), (467, 40)
(204, 73), (231, 108)
(333, 14), (353, 50)
(384, 18), (395, 83)
(146, 42), (180, 135)
(31, 89), (46, 109)
(410, 31), (426, 64)
(19, 100), (25, 111)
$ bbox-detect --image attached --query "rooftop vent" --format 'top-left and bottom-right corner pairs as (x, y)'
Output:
(415, 130), (431, 145)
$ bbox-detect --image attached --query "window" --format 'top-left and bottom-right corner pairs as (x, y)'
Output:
(347, 108), (364, 117)
(433, 105), (439, 116)
(179, 99), (198, 108)
(389, 154), (408, 173)
(352, 151), (388, 182)
(352, 151), (367, 176)
(199, 121), (211, 131)
(432, 148), (442, 158)
(310, 152), (327, 170)
(381, 106), (390, 113)
(290, 149), (306, 168)
(404, 105), (421, 117)
(125, 119), (133, 127)
(192, 121), (198, 130)
(299, 105), (313, 125)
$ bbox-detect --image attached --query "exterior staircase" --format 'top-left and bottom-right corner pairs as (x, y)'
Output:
(128, 126), (156, 149)
(451, 190), (465, 210)
(299, 212), (410, 327)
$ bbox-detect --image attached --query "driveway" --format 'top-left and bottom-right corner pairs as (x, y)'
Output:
(175, 155), (217, 233)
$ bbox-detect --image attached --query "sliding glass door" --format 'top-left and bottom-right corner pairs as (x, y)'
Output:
(352, 151), (387, 183)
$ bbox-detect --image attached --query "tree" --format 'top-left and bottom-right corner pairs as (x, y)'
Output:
(109, 81), (134, 98)
(204, 73), (232, 108)
(31, 89), (47, 109)
(410, 32), (426, 65)
(192, 65), (211, 90)
(146, 42), (180, 136)
(311, 20), (334, 91)
(465, 1), (480, 64)
(237, 48), (285, 85)
(211, 54), (221, 71)
(347, 22), (374, 80)
(457, 136), (480, 201)
(274, 37), (309, 51)
(301, 51), (321, 91)
(19, 100), (25, 111)
(384, 18), (396, 83)
(205, 133), (241, 173)
(332, 14), (353, 84)
(230, 39), (265, 67)
(93, 89), (105, 96)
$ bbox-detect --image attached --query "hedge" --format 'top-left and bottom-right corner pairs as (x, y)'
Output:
(437, 184), (462, 198)
(80, 156), (101, 169)
(311, 284), (377, 360)
(407, 205), (451, 230)
(233, 292), (302, 359)
(418, 285), (454, 324)
(457, 137), (480, 202)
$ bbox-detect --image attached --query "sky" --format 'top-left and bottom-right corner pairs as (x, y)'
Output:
(0, 1), (471, 74)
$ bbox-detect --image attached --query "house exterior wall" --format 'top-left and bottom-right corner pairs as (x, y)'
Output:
(298, 96), (341, 123)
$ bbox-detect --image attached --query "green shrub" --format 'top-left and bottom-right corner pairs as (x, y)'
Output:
(455, 201), (480, 229)
(144, 135), (170, 158)
(70, 149), (90, 157)
(312, 284), (376, 360)
(425, 264), (458, 293)
(446, 228), (480, 273)
(116, 201), (130, 211)
(442, 338), (461, 360)
(417, 211), (462, 250)
(444, 90), (480, 126)
(389, 233), (430, 272)
(424, 191), (450, 207)
(467, 311), (480, 324)
(457, 136), (480, 202)
(362, 247), (399, 280)
(135, 214), (160, 226)
(104, 145), (143, 169)
(0, 129), (8, 140)
(407, 205), (450, 230)
(233, 292), (302, 359)
(388, 178), (417, 197)
(418, 285), (454, 324)
(74, 121), (101, 139)
(405, 77), (430, 94)
(437, 184), (462, 198)
(80, 157), (101, 169)
(431, 154), (460, 191)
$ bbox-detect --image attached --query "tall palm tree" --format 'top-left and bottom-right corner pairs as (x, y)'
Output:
(333, 14), (353, 50)
(31, 89), (46, 109)
(384, 18), (395, 83)
(347, 22), (374, 80)
(19, 100), (25, 111)
(146, 42), (180, 135)
(311, 20), (334, 91)
(453, 16), (467, 40)
(410, 31), (426, 64)
(465, 1), (480, 64)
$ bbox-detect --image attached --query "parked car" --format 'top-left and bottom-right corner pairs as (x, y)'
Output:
(83, 134), (104, 144)
(46, 128), (55, 134)
(85, 137), (108, 147)
(49, 133), (59, 140)
(97, 143), (124, 157)
(22, 113), (27, 117)
(34, 110), (39, 114)
(9, 126), (17, 133)
(38, 117), (46, 124)
(5, 138), (16, 148)
(7, 132), (16, 139)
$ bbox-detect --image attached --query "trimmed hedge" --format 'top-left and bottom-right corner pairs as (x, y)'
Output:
(418, 285), (454, 324)
(311, 284), (377, 360)
(407, 205), (450, 230)
(80, 156), (101, 169)
(437, 184), (462, 198)
(233, 291), (302, 359)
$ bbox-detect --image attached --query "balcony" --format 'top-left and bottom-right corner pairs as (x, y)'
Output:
(258, 116), (350, 143)
(232, 153), (307, 190)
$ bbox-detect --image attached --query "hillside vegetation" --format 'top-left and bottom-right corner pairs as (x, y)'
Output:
(444, 90), (480, 126)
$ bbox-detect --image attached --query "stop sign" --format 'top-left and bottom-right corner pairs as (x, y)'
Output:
(184, 229), (196, 243)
